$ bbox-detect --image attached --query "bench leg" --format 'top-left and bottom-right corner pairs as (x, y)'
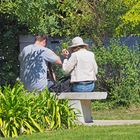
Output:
(69, 100), (93, 124)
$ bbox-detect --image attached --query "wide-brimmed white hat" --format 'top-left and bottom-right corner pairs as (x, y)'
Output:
(69, 36), (88, 48)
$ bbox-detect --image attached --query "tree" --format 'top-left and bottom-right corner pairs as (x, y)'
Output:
(0, 1), (23, 86)
(76, 0), (140, 46)
(0, 0), (86, 36)
(1, 0), (139, 45)
(14, 0), (86, 36)
(116, 0), (140, 36)
(78, 0), (129, 46)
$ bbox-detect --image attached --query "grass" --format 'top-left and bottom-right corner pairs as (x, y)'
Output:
(91, 101), (140, 120)
(1, 125), (140, 140)
(1, 106), (140, 140)
(92, 106), (140, 120)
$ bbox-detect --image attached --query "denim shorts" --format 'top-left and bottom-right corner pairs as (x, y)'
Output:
(71, 81), (95, 92)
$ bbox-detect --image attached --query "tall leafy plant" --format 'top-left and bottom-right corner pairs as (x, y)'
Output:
(0, 83), (76, 138)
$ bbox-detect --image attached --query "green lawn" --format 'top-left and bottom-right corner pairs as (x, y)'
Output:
(2, 125), (140, 140)
(1, 107), (140, 140)
(92, 107), (140, 120)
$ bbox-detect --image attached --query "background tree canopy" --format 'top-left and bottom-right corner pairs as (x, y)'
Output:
(0, 0), (86, 36)
(0, 0), (139, 38)
(13, 0), (140, 46)
(116, 0), (140, 36)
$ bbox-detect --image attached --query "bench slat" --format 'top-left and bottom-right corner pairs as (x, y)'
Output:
(58, 92), (107, 100)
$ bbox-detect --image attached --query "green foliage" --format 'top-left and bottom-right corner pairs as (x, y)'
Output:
(0, 0), (91, 37)
(3, 125), (140, 140)
(78, 0), (140, 46)
(0, 0), (140, 44)
(93, 43), (140, 107)
(51, 41), (69, 80)
(0, 13), (20, 86)
(80, 0), (129, 46)
(14, 0), (83, 36)
(0, 83), (76, 138)
(116, 0), (140, 36)
(91, 101), (110, 111)
(0, 0), (16, 15)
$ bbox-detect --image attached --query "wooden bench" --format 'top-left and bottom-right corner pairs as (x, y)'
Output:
(57, 92), (107, 124)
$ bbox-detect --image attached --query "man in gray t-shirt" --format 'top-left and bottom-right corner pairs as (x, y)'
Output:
(19, 35), (62, 92)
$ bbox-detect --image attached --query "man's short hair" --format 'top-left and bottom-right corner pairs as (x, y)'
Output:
(34, 34), (48, 42)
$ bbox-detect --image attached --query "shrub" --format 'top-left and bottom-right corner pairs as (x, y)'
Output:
(0, 82), (76, 138)
(93, 43), (140, 107)
(0, 14), (19, 87)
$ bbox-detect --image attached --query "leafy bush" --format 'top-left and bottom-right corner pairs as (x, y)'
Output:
(0, 13), (20, 87)
(91, 101), (110, 111)
(0, 83), (76, 138)
(93, 43), (140, 107)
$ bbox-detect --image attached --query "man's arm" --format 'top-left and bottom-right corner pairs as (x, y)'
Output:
(44, 48), (62, 65)
(55, 59), (62, 65)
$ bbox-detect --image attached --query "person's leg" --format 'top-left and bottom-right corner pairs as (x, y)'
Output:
(71, 82), (95, 92)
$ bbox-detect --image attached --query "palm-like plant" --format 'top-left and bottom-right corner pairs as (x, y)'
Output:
(0, 82), (76, 138)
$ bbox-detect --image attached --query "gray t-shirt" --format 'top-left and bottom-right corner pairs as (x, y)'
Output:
(19, 44), (58, 91)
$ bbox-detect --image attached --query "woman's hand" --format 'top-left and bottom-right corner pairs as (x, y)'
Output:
(62, 49), (69, 58)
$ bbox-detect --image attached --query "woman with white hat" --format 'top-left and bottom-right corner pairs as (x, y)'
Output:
(62, 36), (98, 92)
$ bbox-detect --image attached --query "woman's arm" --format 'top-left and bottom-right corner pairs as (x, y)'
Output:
(62, 53), (77, 74)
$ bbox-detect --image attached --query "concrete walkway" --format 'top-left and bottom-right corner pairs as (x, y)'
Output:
(83, 120), (140, 126)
